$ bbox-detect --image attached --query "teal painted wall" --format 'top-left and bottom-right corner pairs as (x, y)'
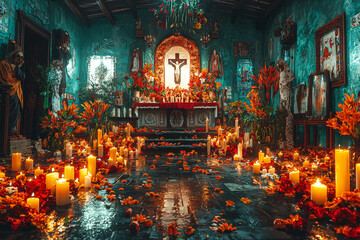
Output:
(264, 0), (360, 147)
(78, 9), (263, 101)
(0, 0), (84, 97)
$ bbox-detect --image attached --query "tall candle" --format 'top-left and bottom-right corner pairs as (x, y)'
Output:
(27, 193), (39, 212)
(244, 132), (249, 142)
(135, 149), (139, 159)
(206, 118), (209, 132)
(25, 157), (33, 170)
(110, 147), (117, 160)
(311, 179), (327, 205)
(129, 150), (134, 159)
(87, 155), (97, 179)
(335, 149), (350, 197)
(207, 135), (211, 156)
(238, 143), (242, 159)
(64, 165), (74, 180)
(258, 151), (264, 163)
(98, 144), (104, 158)
(218, 128), (222, 138)
(253, 162), (261, 174)
(97, 129), (102, 146)
(56, 178), (70, 205)
(46, 171), (59, 190)
(79, 167), (87, 185)
(235, 118), (238, 130)
(12, 153), (21, 172)
(289, 169), (300, 185)
(124, 148), (129, 158)
(235, 127), (239, 138)
(356, 163), (360, 189)
(119, 146), (124, 156)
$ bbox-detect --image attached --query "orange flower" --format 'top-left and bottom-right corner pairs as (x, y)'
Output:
(219, 190), (224, 194)
(241, 197), (252, 204)
(185, 226), (195, 235)
(132, 214), (146, 223)
(216, 222), (237, 233)
(119, 188), (124, 191)
(214, 188), (220, 192)
(150, 165), (156, 169)
(107, 194), (116, 201)
(144, 219), (153, 227)
(122, 180), (128, 183)
(216, 175), (221, 180)
(225, 200), (235, 207)
(167, 222), (178, 236)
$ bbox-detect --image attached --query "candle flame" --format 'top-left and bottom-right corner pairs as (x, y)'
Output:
(62, 174), (64, 178)
(316, 178), (320, 184)
(52, 168), (54, 172)
(9, 182), (12, 186)
(294, 168), (297, 171)
(31, 192), (34, 197)
(20, 172), (22, 175)
(35, 176), (37, 179)
(38, 166), (40, 170)
(29, 178), (32, 182)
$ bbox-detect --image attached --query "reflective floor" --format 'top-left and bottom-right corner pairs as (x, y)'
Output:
(1, 155), (339, 240)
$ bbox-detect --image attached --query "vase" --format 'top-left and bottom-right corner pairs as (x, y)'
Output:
(133, 91), (140, 103)
(208, 91), (216, 100)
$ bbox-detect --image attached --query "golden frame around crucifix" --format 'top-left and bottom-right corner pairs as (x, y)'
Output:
(154, 35), (200, 88)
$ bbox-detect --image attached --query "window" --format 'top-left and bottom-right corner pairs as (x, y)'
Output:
(87, 56), (116, 84)
(236, 59), (253, 101)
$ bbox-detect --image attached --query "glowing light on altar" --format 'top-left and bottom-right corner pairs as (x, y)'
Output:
(165, 46), (190, 89)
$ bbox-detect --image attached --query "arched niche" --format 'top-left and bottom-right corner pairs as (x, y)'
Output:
(154, 35), (200, 89)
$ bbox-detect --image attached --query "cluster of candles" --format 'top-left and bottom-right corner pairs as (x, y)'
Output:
(164, 91), (190, 103)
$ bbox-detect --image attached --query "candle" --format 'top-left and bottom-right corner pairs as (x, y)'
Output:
(93, 140), (97, 149)
(108, 157), (113, 166)
(85, 146), (91, 155)
(64, 165), (74, 180)
(98, 144), (103, 158)
(235, 127), (239, 138)
(103, 134), (108, 141)
(303, 159), (310, 168)
(12, 153), (21, 172)
(34, 167), (43, 177)
(266, 147), (270, 156)
(253, 162), (261, 174)
(335, 149), (350, 197)
(258, 151), (264, 163)
(124, 148), (129, 158)
(206, 118), (209, 132)
(130, 150), (134, 159)
(25, 157), (33, 170)
(249, 138), (253, 148)
(289, 169), (299, 185)
(218, 128), (222, 138)
(135, 149), (139, 159)
(244, 132), (249, 142)
(27, 193), (39, 212)
(97, 129), (102, 146)
(0, 171), (5, 178)
(264, 155), (271, 164)
(235, 118), (238, 130)
(207, 135), (211, 156)
(233, 154), (240, 161)
(87, 155), (96, 179)
(238, 143), (242, 159)
(46, 170), (59, 190)
(66, 142), (73, 156)
(79, 167), (87, 185)
(117, 156), (124, 165)
(311, 179), (327, 205)
(356, 163), (360, 189)
(269, 167), (276, 175)
(119, 146), (124, 156)
(56, 178), (70, 205)
(278, 152), (283, 158)
(110, 147), (117, 160)
(262, 168), (267, 175)
(84, 174), (92, 188)
(293, 152), (299, 160)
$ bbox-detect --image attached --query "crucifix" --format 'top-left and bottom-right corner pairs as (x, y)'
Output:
(168, 53), (187, 85)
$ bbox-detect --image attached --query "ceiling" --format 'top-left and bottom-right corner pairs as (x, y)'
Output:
(63, 0), (287, 28)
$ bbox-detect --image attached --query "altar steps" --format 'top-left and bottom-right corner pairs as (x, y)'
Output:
(132, 130), (217, 156)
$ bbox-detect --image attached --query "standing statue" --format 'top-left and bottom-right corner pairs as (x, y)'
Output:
(49, 60), (63, 114)
(0, 40), (25, 136)
(277, 58), (295, 149)
(52, 29), (72, 95)
(136, 18), (142, 30)
(208, 49), (223, 78)
(130, 48), (141, 73)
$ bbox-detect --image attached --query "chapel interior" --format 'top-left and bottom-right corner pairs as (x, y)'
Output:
(0, 0), (360, 239)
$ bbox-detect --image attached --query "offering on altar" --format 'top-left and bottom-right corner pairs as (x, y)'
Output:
(311, 179), (327, 205)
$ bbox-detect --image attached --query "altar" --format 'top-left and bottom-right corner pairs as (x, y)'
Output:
(134, 102), (218, 129)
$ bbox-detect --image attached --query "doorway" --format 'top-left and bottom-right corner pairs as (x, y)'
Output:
(16, 10), (50, 140)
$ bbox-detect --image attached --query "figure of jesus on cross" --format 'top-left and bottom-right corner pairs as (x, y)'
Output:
(168, 53), (187, 85)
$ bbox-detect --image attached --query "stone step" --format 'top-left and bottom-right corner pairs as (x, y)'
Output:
(142, 144), (206, 155)
(132, 130), (217, 139)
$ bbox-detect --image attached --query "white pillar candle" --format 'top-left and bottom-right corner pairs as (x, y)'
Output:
(119, 146), (124, 156)
(253, 162), (261, 174)
(34, 167), (43, 177)
(135, 149), (139, 159)
(268, 167), (276, 175)
(129, 150), (134, 159)
(356, 163), (360, 189)
(12, 153), (21, 172)
(64, 165), (74, 180)
(335, 149), (350, 197)
(289, 169), (300, 185)
(87, 155), (97, 179)
(84, 174), (92, 188)
(98, 144), (103, 158)
(206, 118), (209, 132)
(244, 132), (249, 142)
(311, 179), (327, 205)
(25, 157), (33, 170)
(117, 156), (124, 165)
(27, 193), (39, 212)
(258, 151), (264, 163)
(46, 170), (59, 192)
(108, 157), (113, 166)
(79, 168), (87, 185)
(110, 147), (117, 160)
(56, 178), (70, 205)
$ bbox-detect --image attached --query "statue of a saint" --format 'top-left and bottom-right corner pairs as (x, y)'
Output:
(130, 48), (141, 73)
(49, 60), (63, 114)
(209, 49), (223, 78)
(136, 18), (142, 30)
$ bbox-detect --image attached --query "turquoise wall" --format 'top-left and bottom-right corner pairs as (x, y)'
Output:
(264, 0), (360, 147)
(78, 9), (263, 101)
(0, 0), (84, 97)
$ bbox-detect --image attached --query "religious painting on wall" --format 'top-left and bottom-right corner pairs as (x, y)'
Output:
(0, 0), (9, 36)
(87, 55), (116, 84)
(308, 71), (330, 120)
(236, 59), (253, 101)
(293, 82), (308, 118)
(315, 13), (346, 87)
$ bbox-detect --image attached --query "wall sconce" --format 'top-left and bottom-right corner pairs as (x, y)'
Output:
(200, 34), (210, 47)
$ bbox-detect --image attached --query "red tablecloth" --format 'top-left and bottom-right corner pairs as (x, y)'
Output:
(134, 102), (219, 111)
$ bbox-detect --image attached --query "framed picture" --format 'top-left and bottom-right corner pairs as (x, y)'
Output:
(307, 71), (330, 120)
(315, 13), (346, 87)
(293, 82), (308, 118)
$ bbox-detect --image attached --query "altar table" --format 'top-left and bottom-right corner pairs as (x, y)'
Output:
(134, 102), (219, 129)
